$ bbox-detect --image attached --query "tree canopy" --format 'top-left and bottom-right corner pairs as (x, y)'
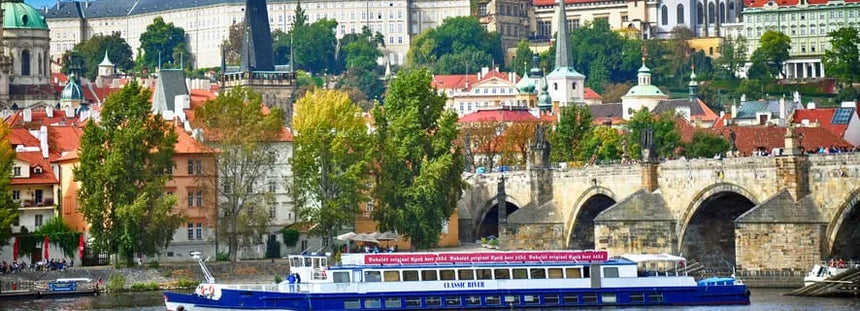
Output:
(756, 30), (791, 78)
(139, 17), (190, 72)
(823, 27), (860, 87)
(74, 81), (183, 264)
(407, 16), (503, 74)
(61, 32), (133, 80)
(371, 69), (465, 250)
(551, 105), (593, 163)
(193, 86), (285, 262)
(683, 131), (729, 159)
(0, 123), (16, 251)
(625, 108), (681, 160)
(292, 89), (370, 252)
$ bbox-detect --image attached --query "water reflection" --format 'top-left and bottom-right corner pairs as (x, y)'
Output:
(1, 288), (858, 310)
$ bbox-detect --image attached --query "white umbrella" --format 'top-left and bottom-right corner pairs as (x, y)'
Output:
(376, 231), (399, 241)
(336, 232), (357, 241)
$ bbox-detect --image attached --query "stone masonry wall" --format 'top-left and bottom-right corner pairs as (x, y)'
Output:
(501, 223), (564, 250)
(595, 221), (676, 255)
(736, 223), (826, 272)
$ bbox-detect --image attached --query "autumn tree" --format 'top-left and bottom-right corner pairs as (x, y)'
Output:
(501, 122), (537, 167)
(193, 86), (285, 262)
(461, 120), (505, 171)
(0, 123), (16, 251)
(75, 82), (183, 264)
(292, 89), (370, 252)
(371, 69), (465, 250)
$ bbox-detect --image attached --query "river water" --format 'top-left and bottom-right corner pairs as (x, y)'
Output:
(1, 288), (858, 310)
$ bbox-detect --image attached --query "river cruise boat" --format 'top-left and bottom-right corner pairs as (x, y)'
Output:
(163, 250), (750, 311)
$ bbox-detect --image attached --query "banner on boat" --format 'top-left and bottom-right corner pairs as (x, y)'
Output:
(364, 250), (608, 265)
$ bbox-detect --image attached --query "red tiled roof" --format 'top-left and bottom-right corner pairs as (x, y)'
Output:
(459, 109), (540, 123)
(49, 126), (83, 161)
(8, 128), (40, 147)
(55, 149), (79, 163)
(792, 109), (849, 138)
(52, 73), (69, 84)
(679, 122), (853, 156)
(712, 113), (732, 128)
(175, 127), (216, 154)
(533, 0), (610, 5)
(584, 87), (601, 100)
(745, 0), (860, 8)
(12, 151), (58, 185)
(5, 109), (82, 127)
(432, 69), (518, 91)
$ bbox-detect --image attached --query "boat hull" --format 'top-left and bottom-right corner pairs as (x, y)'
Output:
(164, 285), (750, 311)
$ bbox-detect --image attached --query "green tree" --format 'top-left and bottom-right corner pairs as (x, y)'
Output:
(407, 16), (503, 73)
(337, 67), (386, 104)
(715, 36), (748, 80)
(683, 131), (730, 159)
(222, 22), (244, 66)
(0, 123), (16, 251)
(75, 81), (183, 264)
(512, 40), (534, 74)
(625, 108), (681, 160)
(60, 33), (134, 81)
(757, 30), (791, 78)
(193, 86), (285, 262)
(823, 27), (860, 87)
(292, 89), (370, 252)
(747, 49), (773, 81)
(272, 29), (291, 67)
(337, 26), (384, 73)
(291, 19), (338, 74)
(568, 19), (633, 84)
(579, 126), (623, 163)
(139, 17), (190, 72)
(34, 218), (81, 259)
(551, 105), (593, 162)
(371, 69), (464, 250)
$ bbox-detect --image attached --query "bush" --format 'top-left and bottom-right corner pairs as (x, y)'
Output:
(129, 282), (159, 291)
(106, 273), (126, 292)
(281, 228), (301, 248)
(176, 277), (198, 289)
(148, 261), (160, 269)
(274, 275), (283, 284)
(216, 252), (230, 262)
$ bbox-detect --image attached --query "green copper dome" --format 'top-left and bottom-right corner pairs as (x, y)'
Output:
(3, 1), (49, 30)
(61, 73), (84, 101)
(516, 69), (535, 94)
(538, 76), (552, 110)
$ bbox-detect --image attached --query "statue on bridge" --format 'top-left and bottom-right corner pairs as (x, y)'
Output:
(497, 174), (507, 225)
(729, 129), (737, 156)
(641, 125), (656, 163)
(532, 124), (551, 168)
(464, 132), (473, 173)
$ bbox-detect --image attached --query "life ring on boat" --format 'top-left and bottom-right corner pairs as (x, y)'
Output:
(207, 285), (215, 295)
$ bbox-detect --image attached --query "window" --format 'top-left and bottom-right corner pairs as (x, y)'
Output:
(426, 297), (441, 306)
(196, 190), (203, 207)
(35, 190), (43, 204)
(195, 159), (202, 175)
(403, 270), (419, 281)
(344, 298), (361, 309)
(187, 159), (194, 174)
(270, 204), (277, 219)
(476, 269), (492, 280)
(545, 295), (560, 304)
(404, 297), (421, 307)
(548, 268), (564, 279)
(384, 298), (401, 308)
(167, 163), (174, 175)
(35, 214), (43, 227)
(13, 166), (21, 176)
(708, 3), (716, 24)
(553, 83), (557, 90)
(583, 294), (598, 303)
(466, 295), (481, 306)
(268, 180), (277, 193)
(697, 3), (704, 25)
(563, 294), (578, 303)
(12, 190), (20, 201)
(364, 298), (381, 308)
(196, 223), (202, 240)
(187, 223), (194, 240)
(486, 295), (501, 305)
(364, 271), (382, 282)
(383, 270), (400, 282)
(445, 296), (461, 306)
(439, 269), (456, 280)
(530, 268), (546, 279)
(661, 5), (668, 25)
(524, 294), (540, 304)
(505, 295), (520, 304)
(677, 4), (685, 24)
(188, 189), (194, 207)
(458, 269), (475, 280)
(604, 267), (619, 278)
(566, 267), (582, 278)
(512, 268), (528, 279)
(421, 270), (438, 281)
(21, 50), (30, 76)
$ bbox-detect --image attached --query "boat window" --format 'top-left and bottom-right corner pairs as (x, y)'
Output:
(426, 297), (442, 306)
(440, 269), (456, 280)
(344, 298), (361, 309)
(548, 268), (564, 279)
(648, 293), (663, 303)
(290, 257), (302, 267)
(562, 294), (578, 304)
(383, 270), (401, 282)
(476, 269), (492, 280)
(524, 294), (540, 304)
(529, 268), (546, 279)
(603, 267), (619, 278)
(364, 298), (381, 308)
(313, 258), (320, 268)
(602, 293), (617, 303)
(545, 295), (560, 304)
(583, 294), (598, 303)
(458, 269), (475, 280)
(421, 270), (438, 281)
(465, 295), (481, 305)
(630, 293), (645, 302)
(505, 295), (521, 304)
(445, 296), (461, 306)
(565, 267), (582, 278)
(405, 297), (421, 307)
(304, 258), (312, 267)
(321, 258), (327, 266)
(494, 268), (510, 279)
(584, 267), (591, 278)
(403, 270), (419, 281)
(385, 298), (401, 308)
(333, 271), (350, 283)
(364, 271), (382, 282)
(486, 295), (501, 304)
(512, 268), (528, 279)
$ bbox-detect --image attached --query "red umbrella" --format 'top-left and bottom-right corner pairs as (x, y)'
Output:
(43, 235), (50, 260)
(78, 234), (85, 260)
(12, 236), (18, 262)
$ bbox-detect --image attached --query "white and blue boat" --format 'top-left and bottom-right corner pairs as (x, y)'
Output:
(163, 250), (750, 311)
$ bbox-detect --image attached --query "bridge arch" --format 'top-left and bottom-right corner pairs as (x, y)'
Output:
(678, 182), (759, 272)
(565, 186), (617, 249)
(474, 196), (524, 240)
(828, 188), (860, 260)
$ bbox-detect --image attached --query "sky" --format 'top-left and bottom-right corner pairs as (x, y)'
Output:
(26, 0), (63, 10)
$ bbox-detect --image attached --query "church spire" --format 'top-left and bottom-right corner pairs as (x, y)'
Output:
(240, 0), (275, 72)
(554, 0), (571, 69)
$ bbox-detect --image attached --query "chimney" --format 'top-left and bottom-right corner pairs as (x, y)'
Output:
(23, 108), (32, 122)
(175, 94), (191, 110)
(46, 106), (54, 118)
(481, 67), (489, 78)
(731, 103), (738, 118)
(64, 106), (74, 118)
(807, 102), (816, 109)
(39, 126), (49, 159)
(779, 97), (787, 121)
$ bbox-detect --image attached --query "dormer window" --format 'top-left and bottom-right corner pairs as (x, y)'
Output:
(34, 166), (42, 174)
(13, 166), (21, 176)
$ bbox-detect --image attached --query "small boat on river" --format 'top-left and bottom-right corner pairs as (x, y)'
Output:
(163, 250), (750, 311)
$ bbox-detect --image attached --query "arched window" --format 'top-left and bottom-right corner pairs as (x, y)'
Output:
(553, 83), (558, 90)
(677, 4), (685, 24)
(661, 5), (669, 26)
(571, 82), (576, 90)
(729, 1), (735, 11)
(720, 2), (726, 23)
(697, 3), (704, 25)
(708, 2), (716, 24)
(21, 50), (31, 76)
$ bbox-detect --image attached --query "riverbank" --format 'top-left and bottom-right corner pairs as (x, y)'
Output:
(0, 259), (291, 292)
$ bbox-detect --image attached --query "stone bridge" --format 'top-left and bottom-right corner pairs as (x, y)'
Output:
(458, 152), (860, 273)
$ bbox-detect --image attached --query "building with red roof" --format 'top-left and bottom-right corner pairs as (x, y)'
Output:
(792, 105), (860, 147)
(8, 129), (60, 234)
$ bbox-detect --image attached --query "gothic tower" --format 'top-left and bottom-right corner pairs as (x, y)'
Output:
(240, 0), (275, 72)
(545, 0), (585, 108)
